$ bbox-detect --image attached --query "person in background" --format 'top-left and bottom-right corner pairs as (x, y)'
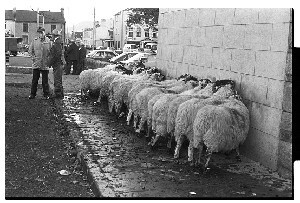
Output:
(66, 39), (79, 75)
(48, 29), (65, 99)
(63, 43), (70, 75)
(28, 27), (51, 99)
(78, 41), (87, 75)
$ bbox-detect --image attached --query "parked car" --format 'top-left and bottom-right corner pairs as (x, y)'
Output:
(115, 49), (123, 55)
(86, 50), (98, 58)
(5, 37), (23, 56)
(95, 46), (106, 50)
(88, 50), (118, 62)
(109, 52), (139, 64)
(144, 43), (157, 54)
(119, 52), (156, 70)
(85, 44), (92, 50)
(123, 44), (138, 53)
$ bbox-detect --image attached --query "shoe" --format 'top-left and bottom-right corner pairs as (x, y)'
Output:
(28, 95), (35, 99)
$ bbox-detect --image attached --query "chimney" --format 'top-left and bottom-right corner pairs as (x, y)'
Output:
(61, 8), (64, 16)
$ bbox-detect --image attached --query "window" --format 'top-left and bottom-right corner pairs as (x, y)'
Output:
(23, 23), (28, 32)
(152, 32), (157, 38)
(128, 32), (133, 37)
(145, 32), (149, 38)
(136, 27), (141, 37)
(51, 25), (56, 32)
(22, 35), (28, 44)
(118, 41), (120, 49)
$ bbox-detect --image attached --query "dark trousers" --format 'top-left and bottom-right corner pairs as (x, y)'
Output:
(78, 59), (86, 75)
(53, 64), (64, 97)
(64, 61), (71, 74)
(30, 69), (50, 96)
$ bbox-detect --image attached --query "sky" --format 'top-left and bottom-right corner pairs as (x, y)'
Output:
(4, 0), (127, 28)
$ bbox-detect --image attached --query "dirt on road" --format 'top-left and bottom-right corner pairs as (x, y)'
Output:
(5, 73), (94, 198)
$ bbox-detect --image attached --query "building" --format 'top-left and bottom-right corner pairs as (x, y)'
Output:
(5, 8), (66, 45)
(82, 18), (114, 48)
(157, 8), (292, 178)
(97, 18), (114, 48)
(113, 10), (128, 50)
(113, 9), (158, 50)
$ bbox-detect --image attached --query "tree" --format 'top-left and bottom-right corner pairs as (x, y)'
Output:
(126, 8), (159, 28)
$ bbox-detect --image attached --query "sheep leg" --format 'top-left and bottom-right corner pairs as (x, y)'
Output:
(167, 135), (172, 149)
(187, 142), (194, 166)
(195, 142), (204, 167)
(204, 150), (213, 172)
(174, 135), (184, 159)
(133, 114), (139, 129)
(149, 134), (160, 147)
(96, 95), (101, 104)
(108, 101), (114, 113)
(136, 117), (145, 133)
(126, 109), (133, 125)
(235, 147), (242, 162)
(146, 121), (152, 138)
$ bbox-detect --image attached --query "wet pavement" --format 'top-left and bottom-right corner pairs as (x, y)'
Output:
(56, 93), (293, 198)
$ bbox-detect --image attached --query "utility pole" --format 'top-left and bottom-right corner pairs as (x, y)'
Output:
(93, 7), (95, 49)
(37, 8), (39, 28)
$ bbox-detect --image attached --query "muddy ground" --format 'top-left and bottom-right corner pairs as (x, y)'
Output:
(5, 70), (293, 199)
(59, 92), (293, 198)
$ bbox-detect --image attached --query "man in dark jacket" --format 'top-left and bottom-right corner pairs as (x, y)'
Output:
(78, 42), (87, 75)
(66, 39), (79, 75)
(63, 44), (70, 74)
(49, 29), (65, 98)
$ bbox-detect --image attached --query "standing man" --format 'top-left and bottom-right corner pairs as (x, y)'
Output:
(78, 42), (87, 75)
(28, 27), (51, 99)
(66, 39), (79, 75)
(49, 29), (65, 99)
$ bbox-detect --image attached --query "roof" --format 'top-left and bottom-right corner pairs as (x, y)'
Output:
(5, 10), (65, 23)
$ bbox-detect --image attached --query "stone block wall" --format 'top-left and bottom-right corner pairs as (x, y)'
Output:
(157, 8), (292, 178)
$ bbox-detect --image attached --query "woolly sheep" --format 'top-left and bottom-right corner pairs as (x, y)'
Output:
(193, 97), (250, 170)
(173, 86), (236, 164)
(126, 81), (158, 126)
(133, 86), (165, 131)
(165, 94), (209, 148)
(126, 79), (184, 126)
(146, 80), (201, 142)
(98, 71), (122, 103)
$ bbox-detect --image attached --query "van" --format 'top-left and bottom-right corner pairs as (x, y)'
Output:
(123, 44), (138, 53)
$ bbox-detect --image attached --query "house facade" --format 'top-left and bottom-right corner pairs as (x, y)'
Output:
(113, 9), (158, 50)
(5, 8), (66, 45)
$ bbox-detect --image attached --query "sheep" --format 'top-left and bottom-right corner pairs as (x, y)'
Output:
(126, 81), (159, 126)
(126, 79), (184, 126)
(113, 76), (150, 115)
(98, 71), (123, 103)
(133, 87), (166, 132)
(193, 97), (250, 171)
(173, 85), (236, 164)
(145, 80), (200, 142)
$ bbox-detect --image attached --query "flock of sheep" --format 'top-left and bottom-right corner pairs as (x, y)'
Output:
(79, 64), (250, 171)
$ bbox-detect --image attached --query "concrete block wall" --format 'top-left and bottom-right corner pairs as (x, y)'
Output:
(157, 8), (292, 178)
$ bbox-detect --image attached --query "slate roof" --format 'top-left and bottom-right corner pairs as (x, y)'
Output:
(5, 10), (65, 23)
